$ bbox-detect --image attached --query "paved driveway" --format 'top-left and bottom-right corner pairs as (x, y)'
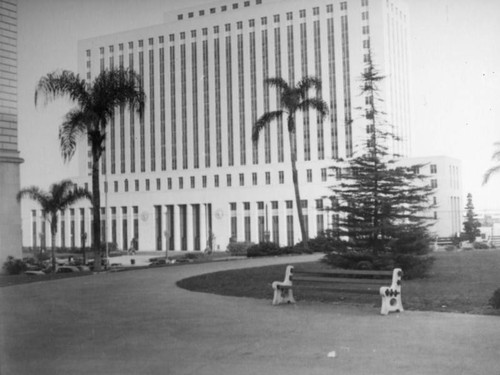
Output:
(1, 254), (498, 375)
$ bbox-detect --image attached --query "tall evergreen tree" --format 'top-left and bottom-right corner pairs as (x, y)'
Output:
(324, 52), (435, 278)
(462, 193), (481, 243)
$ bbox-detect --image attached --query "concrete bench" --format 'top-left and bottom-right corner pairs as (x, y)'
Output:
(272, 265), (404, 315)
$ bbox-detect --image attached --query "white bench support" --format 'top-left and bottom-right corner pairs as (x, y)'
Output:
(272, 265), (295, 305)
(379, 268), (404, 315)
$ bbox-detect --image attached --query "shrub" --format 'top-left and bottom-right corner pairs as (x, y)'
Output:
(473, 242), (489, 250)
(489, 288), (500, 309)
(322, 250), (435, 279)
(2, 256), (29, 275)
(303, 233), (340, 253)
(227, 241), (255, 256)
(247, 242), (282, 257)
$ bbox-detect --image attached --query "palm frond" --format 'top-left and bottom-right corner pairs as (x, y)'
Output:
(483, 165), (500, 185)
(264, 77), (289, 92)
(253, 111), (283, 142)
(59, 109), (90, 161)
(35, 70), (89, 107)
(296, 76), (323, 96)
(298, 97), (329, 120)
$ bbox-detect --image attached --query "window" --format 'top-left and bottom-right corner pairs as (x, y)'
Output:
(239, 173), (245, 186)
(265, 172), (271, 185)
(214, 175), (219, 187)
(272, 201), (278, 209)
(202, 175), (207, 188)
(191, 30), (196, 38)
(362, 0), (369, 6)
(430, 164), (437, 174)
(202, 28), (208, 36)
(188, 12), (194, 18)
(362, 25), (370, 34)
(249, 19), (255, 27)
(169, 34), (174, 42)
(214, 25), (219, 33)
(244, 1), (250, 6)
(286, 200), (293, 209)
(286, 12), (293, 20)
(177, 14), (183, 20)
(316, 199), (323, 209)
(156, 178), (161, 190)
(86, 49), (91, 57)
(340, 2), (347, 10)
(321, 168), (327, 182)
(431, 179), (438, 188)
(433, 197), (437, 205)
(221, 5), (227, 11)
(180, 32), (185, 39)
(261, 17), (267, 25)
(158, 37), (163, 44)
(237, 21), (243, 29)
(227, 174), (232, 187)
(274, 14), (280, 23)
(233, 3), (238, 9)
(307, 169), (313, 182)
(252, 172), (257, 185)
(135, 179), (139, 191)
(145, 179), (150, 191)
(167, 178), (172, 190)
(114, 181), (118, 192)
(225, 23), (231, 31)
(313, 7), (319, 15)
(299, 9), (306, 18)
(412, 166), (420, 174)
(279, 171), (284, 184)
(191, 176), (195, 188)
(326, 4), (333, 12)
(148, 38), (153, 46)
(179, 177), (184, 189)
(434, 211), (438, 219)
(363, 39), (370, 48)
(211, 8), (216, 14)
(124, 180), (128, 192)
(362, 11), (369, 20)
(199, 10), (205, 16)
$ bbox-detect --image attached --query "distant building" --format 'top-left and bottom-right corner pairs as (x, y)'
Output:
(22, 0), (412, 252)
(0, 0), (23, 262)
(400, 156), (463, 238)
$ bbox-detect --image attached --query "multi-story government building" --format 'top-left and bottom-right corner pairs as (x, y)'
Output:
(23, 0), (411, 253)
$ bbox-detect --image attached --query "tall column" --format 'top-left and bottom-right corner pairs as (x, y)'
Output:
(250, 202), (258, 243)
(237, 202), (245, 242)
(173, 205), (180, 251)
(200, 203), (207, 251)
(186, 204), (193, 251)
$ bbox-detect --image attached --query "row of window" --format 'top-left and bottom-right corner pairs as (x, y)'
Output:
(101, 167), (331, 193)
(176, 1), (367, 23)
(177, 0), (262, 21)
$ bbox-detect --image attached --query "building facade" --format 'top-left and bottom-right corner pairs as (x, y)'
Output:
(400, 155), (463, 238)
(23, 0), (412, 252)
(0, 0), (23, 261)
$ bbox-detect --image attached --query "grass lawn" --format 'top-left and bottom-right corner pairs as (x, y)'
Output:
(177, 250), (500, 316)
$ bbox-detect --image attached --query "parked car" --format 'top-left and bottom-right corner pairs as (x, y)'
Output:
(24, 270), (46, 276)
(56, 265), (80, 273)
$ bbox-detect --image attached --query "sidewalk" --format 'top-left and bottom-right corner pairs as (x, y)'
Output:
(1, 254), (498, 375)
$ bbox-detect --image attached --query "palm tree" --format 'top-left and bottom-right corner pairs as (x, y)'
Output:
(253, 76), (329, 247)
(483, 142), (500, 185)
(35, 68), (144, 271)
(17, 180), (91, 271)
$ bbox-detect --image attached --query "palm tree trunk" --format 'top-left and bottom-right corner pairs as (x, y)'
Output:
(92, 149), (102, 271)
(287, 127), (309, 249)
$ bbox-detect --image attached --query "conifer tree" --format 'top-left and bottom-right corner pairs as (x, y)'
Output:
(324, 52), (436, 278)
(462, 193), (481, 243)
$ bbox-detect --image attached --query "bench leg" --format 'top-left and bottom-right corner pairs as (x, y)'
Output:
(380, 287), (404, 315)
(272, 283), (295, 305)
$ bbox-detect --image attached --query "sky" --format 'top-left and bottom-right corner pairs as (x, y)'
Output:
(16, 0), (500, 213)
